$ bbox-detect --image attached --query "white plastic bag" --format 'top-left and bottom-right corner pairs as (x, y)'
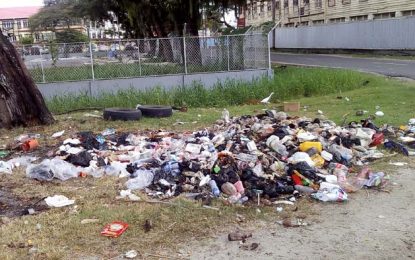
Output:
(125, 170), (154, 190)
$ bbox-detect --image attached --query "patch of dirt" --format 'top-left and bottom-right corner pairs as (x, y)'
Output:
(187, 168), (415, 259)
(0, 187), (48, 218)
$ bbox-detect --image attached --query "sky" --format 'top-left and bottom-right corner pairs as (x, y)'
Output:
(0, 0), (43, 8)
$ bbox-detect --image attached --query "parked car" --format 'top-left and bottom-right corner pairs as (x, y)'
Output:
(28, 45), (49, 55)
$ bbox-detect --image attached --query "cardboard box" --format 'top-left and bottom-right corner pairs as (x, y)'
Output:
(283, 102), (300, 112)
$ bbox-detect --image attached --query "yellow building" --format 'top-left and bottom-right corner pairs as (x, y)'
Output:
(0, 6), (86, 43)
(246, 0), (415, 27)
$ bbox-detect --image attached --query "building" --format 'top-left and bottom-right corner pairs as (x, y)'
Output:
(0, 6), (86, 43)
(246, 0), (415, 27)
(0, 6), (41, 42)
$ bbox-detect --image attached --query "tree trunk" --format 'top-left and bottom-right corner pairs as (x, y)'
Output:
(0, 30), (54, 129)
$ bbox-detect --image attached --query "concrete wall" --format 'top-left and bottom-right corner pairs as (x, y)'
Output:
(38, 69), (272, 99)
(273, 16), (415, 50)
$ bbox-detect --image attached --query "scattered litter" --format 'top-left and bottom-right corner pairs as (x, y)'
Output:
(389, 162), (408, 166)
(101, 221), (129, 238)
(125, 250), (139, 259)
(272, 200), (295, 206)
(51, 130), (65, 138)
(143, 219), (153, 233)
(240, 242), (259, 251)
(44, 195), (75, 208)
(21, 139), (39, 152)
(375, 111), (384, 117)
(5, 109), (414, 215)
(81, 219), (100, 224)
(228, 231), (252, 241)
(116, 190), (141, 201)
(277, 218), (309, 228)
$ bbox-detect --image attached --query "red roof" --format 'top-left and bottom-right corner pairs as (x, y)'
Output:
(0, 6), (41, 20)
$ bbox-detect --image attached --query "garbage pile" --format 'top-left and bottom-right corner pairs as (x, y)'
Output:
(2, 112), (415, 204)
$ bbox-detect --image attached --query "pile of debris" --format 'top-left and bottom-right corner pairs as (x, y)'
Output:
(2, 111), (415, 204)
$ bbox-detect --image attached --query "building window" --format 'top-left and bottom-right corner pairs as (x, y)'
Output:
(267, 1), (272, 12)
(23, 19), (29, 28)
(342, 0), (351, 4)
(300, 21), (309, 26)
(350, 15), (368, 21)
(315, 0), (322, 8)
(402, 10), (415, 16)
(330, 17), (345, 23)
(253, 2), (257, 14)
(373, 12), (396, 20)
(17, 20), (22, 29)
(328, 0), (336, 7)
(303, 0), (310, 5)
(276, 1), (280, 9)
(284, 0), (288, 8)
(2, 20), (14, 29)
(313, 19), (325, 25)
(293, 0), (298, 6)
(260, 2), (264, 13)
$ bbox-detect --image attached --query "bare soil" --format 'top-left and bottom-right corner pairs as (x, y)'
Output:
(188, 167), (415, 260)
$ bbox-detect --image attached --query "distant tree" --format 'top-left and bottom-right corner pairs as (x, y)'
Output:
(55, 29), (88, 43)
(19, 36), (34, 45)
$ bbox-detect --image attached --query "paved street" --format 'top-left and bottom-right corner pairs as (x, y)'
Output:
(271, 52), (415, 79)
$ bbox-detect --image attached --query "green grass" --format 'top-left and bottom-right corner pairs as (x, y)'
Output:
(30, 63), (185, 82)
(29, 61), (242, 83)
(46, 66), (373, 114)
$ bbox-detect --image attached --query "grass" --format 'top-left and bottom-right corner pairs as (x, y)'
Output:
(29, 60), (243, 83)
(0, 67), (415, 259)
(29, 63), (185, 83)
(46, 66), (373, 114)
(0, 168), (287, 259)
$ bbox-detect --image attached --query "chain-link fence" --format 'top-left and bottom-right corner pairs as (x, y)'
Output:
(18, 33), (270, 83)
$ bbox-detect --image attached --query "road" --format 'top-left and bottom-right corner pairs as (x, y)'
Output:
(190, 167), (415, 259)
(271, 52), (415, 80)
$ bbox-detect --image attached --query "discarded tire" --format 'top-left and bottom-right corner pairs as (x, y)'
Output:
(103, 108), (142, 121)
(137, 105), (173, 118)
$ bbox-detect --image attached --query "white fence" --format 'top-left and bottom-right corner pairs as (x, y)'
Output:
(272, 16), (415, 50)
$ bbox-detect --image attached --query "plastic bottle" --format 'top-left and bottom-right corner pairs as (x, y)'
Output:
(294, 185), (315, 194)
(228, 193), (242, 204)
(266, 136), (289, 157)
(209, 180), (220, 197)
(234, 180), (245, 194)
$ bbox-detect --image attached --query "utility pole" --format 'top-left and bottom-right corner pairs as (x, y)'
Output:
(272, 0), (276, 47)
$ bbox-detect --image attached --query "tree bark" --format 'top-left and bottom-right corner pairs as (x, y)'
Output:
(0, 30), (54, 129)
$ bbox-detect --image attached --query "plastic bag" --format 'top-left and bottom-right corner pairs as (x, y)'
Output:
(50, 158), (79, 181)
(288, 152), (315, 167)
(0, 161), (12, 174)
(312, 188), (348, 202)
(125, 170), (154, 190)
(26, 160), (54, 181)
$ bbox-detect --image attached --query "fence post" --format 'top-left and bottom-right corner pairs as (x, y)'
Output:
(89, 42), (95, 81)
(137, 39), (142, 76)
(267, 33), (271, 70)
(227, 35), (230, 71)
(40, 60), (46, 83)
(183, 36), (188, 74)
